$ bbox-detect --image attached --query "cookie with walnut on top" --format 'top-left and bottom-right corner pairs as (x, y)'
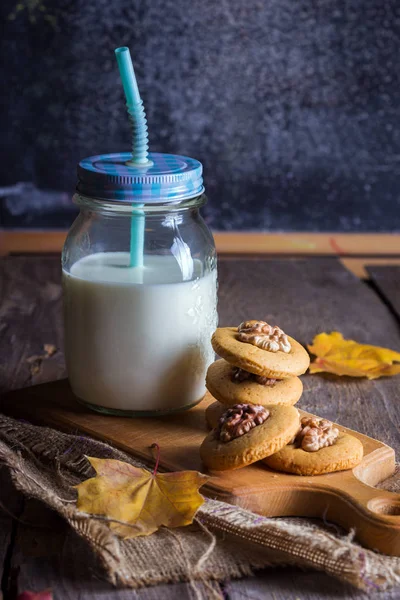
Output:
(200, 402), (300, 471)
(211, 320), (310, 380)
(207, 320), (309, 407)
(264, 415), (363, 476)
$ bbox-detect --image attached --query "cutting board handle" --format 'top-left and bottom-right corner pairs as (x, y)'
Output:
(260, 445), (400, 555)
(319, 466), (400, 555)
(334, 470), (400, 513)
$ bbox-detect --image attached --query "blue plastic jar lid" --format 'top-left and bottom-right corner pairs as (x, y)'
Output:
(77, 152), (204, 204)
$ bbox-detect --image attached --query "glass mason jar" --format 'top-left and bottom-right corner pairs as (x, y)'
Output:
(62, 153), (218, 416)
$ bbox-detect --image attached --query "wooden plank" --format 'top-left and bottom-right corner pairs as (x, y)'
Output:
(209, 255), (400, 280)
(2, 230), (400, 257)
(0, 256), (65, 394)
(0, 231), (67, 256)
(215, 232), (400, 256)
(226, 569), (400, 599)
(341, 257), (400, 279)
(367, 265), (400, 318)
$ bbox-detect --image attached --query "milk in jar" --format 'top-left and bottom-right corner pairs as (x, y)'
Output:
(63, 252), (217, 413)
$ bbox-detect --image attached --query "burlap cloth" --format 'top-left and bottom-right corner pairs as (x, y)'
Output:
(0, 414), (399, 594)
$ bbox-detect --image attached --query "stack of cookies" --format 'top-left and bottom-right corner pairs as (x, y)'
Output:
(206, 319), (308, 409)
(200, 320), (363, 476)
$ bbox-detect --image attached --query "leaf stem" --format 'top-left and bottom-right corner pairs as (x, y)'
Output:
(150, 443), (160, 476)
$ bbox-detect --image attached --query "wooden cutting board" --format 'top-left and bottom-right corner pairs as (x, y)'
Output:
(2, 379), (400, 556)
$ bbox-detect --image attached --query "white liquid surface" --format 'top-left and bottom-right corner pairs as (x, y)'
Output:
(63, 253), (217, 412)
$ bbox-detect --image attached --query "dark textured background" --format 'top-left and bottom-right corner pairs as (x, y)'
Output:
(1, 0), (400, 230)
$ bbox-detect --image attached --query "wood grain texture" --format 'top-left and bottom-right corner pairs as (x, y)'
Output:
(341, 258), (400, 279)
(1, 255), (400, 598)
(215, 233), (400, 256)
(367, 266), (400, 319)
(226, 569), (400, 599)
(0, 256), (65, 394)
(2, 230), (400, 257)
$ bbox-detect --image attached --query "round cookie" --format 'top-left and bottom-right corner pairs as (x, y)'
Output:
(212, 327), (310, 379)
(205, 400), (226, 429)
(200, 404), (300, 471)
(206, 359), (303, 407)
(264, 433), (363, 476)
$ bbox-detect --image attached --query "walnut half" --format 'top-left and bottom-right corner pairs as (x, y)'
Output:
(292, 416), (339, 452)
(237, 320), (291, 353)
(217, 403), (270, 442)
(231, 367), (277, 386)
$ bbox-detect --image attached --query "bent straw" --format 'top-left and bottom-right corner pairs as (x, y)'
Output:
(115, 47), (152, 267)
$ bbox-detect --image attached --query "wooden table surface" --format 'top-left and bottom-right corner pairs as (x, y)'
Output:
(1, 255), (400, 600)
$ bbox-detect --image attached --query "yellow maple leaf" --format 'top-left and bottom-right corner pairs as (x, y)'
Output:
(76, 446), (209, 538)
(308, 331), (400, 379)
